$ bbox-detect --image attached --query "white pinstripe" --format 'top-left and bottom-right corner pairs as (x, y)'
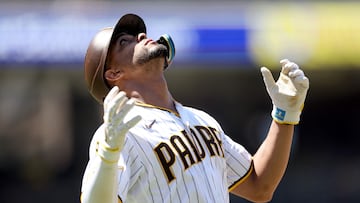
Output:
(83, 102), (252, 203)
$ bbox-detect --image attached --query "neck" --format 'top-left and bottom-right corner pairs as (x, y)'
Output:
(125, 74), (176, 113)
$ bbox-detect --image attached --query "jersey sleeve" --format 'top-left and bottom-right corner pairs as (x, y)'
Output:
(223, 134), (253, 190)
(183, 106), (253, 189)
(116, 133), (146, 202)
(80, 125), (143, 203)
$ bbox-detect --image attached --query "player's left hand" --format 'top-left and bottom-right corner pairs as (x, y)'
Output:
(261, 59), (309, 125)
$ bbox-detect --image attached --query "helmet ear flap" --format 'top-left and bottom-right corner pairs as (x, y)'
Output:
(157, 34), (175, 69)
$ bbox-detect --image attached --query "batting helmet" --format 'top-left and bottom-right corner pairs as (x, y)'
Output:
(84, 14), (147, 104)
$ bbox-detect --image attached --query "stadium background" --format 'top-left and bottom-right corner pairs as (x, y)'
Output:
(0, 1), (359, 202)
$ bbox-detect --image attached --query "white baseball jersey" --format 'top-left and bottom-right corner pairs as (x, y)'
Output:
(82, 101), (253, 203)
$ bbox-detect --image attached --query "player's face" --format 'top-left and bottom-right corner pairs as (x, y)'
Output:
(107, 33), (167, 70)
(134, 33), (168, 66)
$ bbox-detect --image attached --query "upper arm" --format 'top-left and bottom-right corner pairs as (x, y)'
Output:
(230, 166), (258, 200)
(230, 165), (272, 202)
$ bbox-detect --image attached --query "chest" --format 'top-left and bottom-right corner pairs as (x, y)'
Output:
(128, 111), (226, 183)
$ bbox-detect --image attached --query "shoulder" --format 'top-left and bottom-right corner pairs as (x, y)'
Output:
(184, 105), (216, 119)
(180, 106), (222, 131)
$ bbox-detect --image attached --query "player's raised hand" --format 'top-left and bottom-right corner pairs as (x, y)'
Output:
(98, 86), (142, 163)
(260, 59), (309, 125)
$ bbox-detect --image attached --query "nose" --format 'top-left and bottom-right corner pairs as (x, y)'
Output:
(137, 33), (147, 42)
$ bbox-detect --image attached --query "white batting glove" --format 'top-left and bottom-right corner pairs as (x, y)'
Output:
(97, 86), (142, 163)
(261, 59), (309, 125)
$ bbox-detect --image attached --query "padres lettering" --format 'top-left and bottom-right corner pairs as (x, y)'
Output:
(154, 125), (224, 183)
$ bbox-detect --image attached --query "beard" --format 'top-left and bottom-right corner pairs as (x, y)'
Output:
(135, 44), (168, 66)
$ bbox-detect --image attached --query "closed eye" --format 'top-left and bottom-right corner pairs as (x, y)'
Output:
(118, 35), (135, 47)
(119, 38), (128, 46)
(119, 37), (129, 46)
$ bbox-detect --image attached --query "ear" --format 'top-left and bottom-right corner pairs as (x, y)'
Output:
(104, 69), (122, 84)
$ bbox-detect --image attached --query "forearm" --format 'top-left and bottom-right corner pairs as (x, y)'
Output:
(82, 87), (141, 203)
(81, 157), (119, 203)
(252, 121), (294, 194)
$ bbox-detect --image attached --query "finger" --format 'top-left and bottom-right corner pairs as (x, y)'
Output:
(112, 91), (127, 111)
(282, 63), (298, 75)
(280, 59), (299, 75)
(280, 59), (290, 66)
(294, 75), (310, 90)
(261, 67), (276, 90)
(107, 91), (127, 121)
(280, 59), (290, 74)
(288, 67), (309, 89)
(289, 69), (304, 78)
(116, 115), (142, 143)
(111, 98), (136, 125)
(123, 115), (142, 131)
(104, 86), (120, 107)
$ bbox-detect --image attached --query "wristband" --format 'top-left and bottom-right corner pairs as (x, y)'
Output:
(271, 105), (302, 125)
(95, 141), (121, 164)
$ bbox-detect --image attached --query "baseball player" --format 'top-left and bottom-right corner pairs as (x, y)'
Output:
(81, 14), (309, 203)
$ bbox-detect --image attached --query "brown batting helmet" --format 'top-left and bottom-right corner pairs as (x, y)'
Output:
(84, 14), (146, 104)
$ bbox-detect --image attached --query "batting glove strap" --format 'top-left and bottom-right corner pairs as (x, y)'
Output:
(96, 141), (120, 164)
(271, 105), (302, 125)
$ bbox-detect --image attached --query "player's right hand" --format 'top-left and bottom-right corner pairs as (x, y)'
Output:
(98, 86), (142, 163)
